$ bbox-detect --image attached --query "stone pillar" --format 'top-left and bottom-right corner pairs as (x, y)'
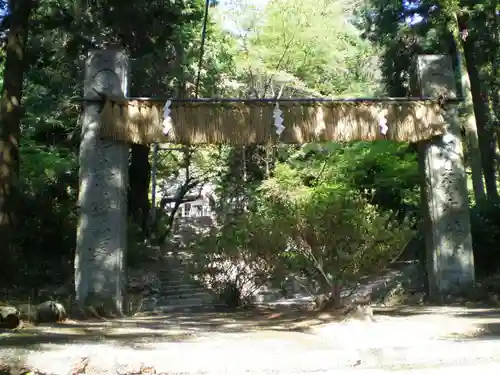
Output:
(416, 55), (475, 299)
(75, 50), (129, 314)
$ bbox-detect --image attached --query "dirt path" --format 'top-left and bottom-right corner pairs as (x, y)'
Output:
(1, 306), (500, 374)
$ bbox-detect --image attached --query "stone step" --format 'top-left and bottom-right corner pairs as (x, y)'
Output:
(159, 259), (192, 265)
(148, 256), (219, 311)
(156, 304), (221, 313)
(158, 273), (197, 281)
(161, 286), (206, 295)
(157, 270), (196, 278)
(159, 297), (212, 305)
(159, 263), (192, 269)
(161, 281), (207, 290)
(162, 291), (212, 299)
(159, 297), (212, 308)
(161, 284), (210, 293)
(168, 290), (213, 297)
(159, 277), (198, 284)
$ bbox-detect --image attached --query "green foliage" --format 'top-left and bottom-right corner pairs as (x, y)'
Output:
(218, 0), (382, 98)
(470, 201), (500, 277)
(190, 210), (284, 307)
(1, 139), (79, 285)
(1, 0), (216, 284)
(259, 159), (415, 291)
(194, 141), (417, 304)
(20, 140), (77, 195)
(7, 0), (499, 302)
(284, 141), (420, 212)
(359, 0), (500, 279)
(256, 0), (382, 96)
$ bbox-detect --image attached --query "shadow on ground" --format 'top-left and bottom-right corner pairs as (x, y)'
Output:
(4, 304), (500, 351)
(376, 304), (500, 340)
(0, 307), (337, 351)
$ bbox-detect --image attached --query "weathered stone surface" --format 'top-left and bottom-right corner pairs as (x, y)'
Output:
(0, 305), (20, 329)
(36, 301), (67, 323)
(16, 303), (37, 322)
(16, 301), (67, 323)
(75, 49), (129, 315)
(345, 305), (375, 322)
(415, 55), (475, 298)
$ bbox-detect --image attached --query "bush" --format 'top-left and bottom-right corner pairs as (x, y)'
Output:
(263, 182), (415, 305)
(190, 212), (285, 308)
(470, 201), (500, 277)
(218, 280), (245, 308)
(0, 141), (78, 287)
(191, 159), (416, 309)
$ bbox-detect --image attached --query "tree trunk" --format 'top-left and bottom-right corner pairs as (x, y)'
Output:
(491, 1), (500, 156)
(128, 144), (151, 236)
(462, 35), (498, 201)
(156, 177), (200, 245)
(331, 283), (342, 308)
(451, 14), (486, 204)
(156, 196), (183, 245)
(0, 0), (34, 253)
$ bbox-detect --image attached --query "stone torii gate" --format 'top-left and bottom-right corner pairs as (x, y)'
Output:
(76, 49), (474, 314)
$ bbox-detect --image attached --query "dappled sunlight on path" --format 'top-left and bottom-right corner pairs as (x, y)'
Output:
(2, 306), (500, 374)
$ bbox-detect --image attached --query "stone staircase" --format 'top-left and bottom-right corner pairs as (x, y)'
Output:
(128, 215), (221, 313)
(154, 254), (220, 312)
(131, 255), (424, 314)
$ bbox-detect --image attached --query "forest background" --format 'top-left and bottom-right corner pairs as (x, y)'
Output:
(0, 0), (499, 305)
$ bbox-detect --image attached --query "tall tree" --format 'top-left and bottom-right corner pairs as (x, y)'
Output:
(362, 0), (499, 203)
(246, 0), (382, 96)
(460, 16), (498, 200)
(447, 10), (487, 203)
(0, 0), (34, 253)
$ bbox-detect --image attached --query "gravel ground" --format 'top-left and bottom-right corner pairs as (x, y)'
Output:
(1, 306), (500, 374)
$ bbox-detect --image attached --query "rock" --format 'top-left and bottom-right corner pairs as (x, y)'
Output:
(140, 297), (158, 312)
(488, 293), (500, 305)
(83, 293), (124, 318)
(16, 303), (38, 322)
(407, 291), (426, 305)
(345, 304), (375, 322)
(36, 301), (67, 323)
(0, 305), (20, 329)
(127, 271), (161, 294)
(370, 262), (427, 306)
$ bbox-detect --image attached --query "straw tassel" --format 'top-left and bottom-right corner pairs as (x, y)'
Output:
(378, 106), (389, 136)
(273, 103), (285, 138)
(163, 100), (172, 136)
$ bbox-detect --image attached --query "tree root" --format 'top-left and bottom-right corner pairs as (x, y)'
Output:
(0, 358), (173, 375)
